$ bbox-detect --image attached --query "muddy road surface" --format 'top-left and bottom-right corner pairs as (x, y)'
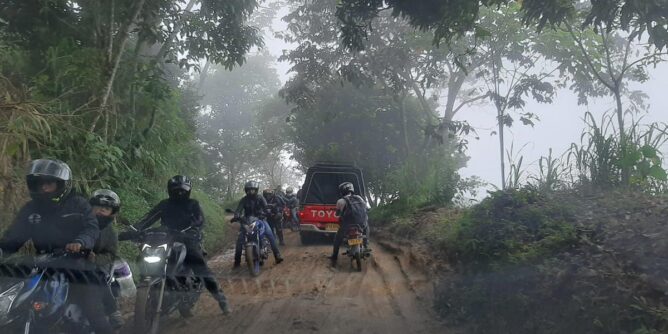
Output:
(149, 229), (446, 334)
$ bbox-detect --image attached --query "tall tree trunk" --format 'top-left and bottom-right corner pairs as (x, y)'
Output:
(497, 107), (506, 190)
(91, 0), (147, 133)
(613, 86), (629, 185)
(197, 59), (211, 93)
(440, 72), (466, 143)
(153, 0), (198, 63)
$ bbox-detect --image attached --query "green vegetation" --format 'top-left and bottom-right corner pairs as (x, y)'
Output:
(0, 1), (262, 253)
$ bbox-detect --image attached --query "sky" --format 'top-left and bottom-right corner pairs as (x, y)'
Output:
(253, 5), (668, 193)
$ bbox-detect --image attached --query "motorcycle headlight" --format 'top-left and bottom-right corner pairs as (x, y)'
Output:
(0, 281), (24, 319)
(142, 244), (167, 263)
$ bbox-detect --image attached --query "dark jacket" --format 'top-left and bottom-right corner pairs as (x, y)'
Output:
(235, 195), (269, 218)
(134, 198), (205, 233)
(0, 193), (100, 255)
(285, 194), (299, 209)
(266, 195), (285, 213)
(92, 220), (119, 272)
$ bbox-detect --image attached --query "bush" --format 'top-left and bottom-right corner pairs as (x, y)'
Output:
(450, 188), (577, 270)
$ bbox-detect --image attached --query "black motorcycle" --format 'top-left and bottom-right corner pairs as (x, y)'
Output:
(119, 225), (202, 334)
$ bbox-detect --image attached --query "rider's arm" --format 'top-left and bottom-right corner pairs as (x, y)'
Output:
(259, 196), (270, 217)
(234, 197), (246, 218)
(133, 201), (165, 231)
(189, 200), (205, 229)
(335, 198), (347, 217)
(0, 205), (32, 255)
(93, 226), (119, 270)
(71, 196), (102, 249)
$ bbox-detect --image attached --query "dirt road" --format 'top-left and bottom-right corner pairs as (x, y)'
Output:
(157, 229), (446, 334)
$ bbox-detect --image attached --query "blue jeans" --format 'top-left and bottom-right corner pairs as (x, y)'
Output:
(234, 220), (281, 265)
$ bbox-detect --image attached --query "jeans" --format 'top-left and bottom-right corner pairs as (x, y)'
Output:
(267, 215), (284, 244)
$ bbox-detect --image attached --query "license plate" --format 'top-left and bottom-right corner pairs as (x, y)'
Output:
(325, 224), (339, 231)
(348, 239), (362, 246)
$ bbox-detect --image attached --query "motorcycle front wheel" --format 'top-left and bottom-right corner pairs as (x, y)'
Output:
(245, 244), (260, 277)
(134, 281), (162, 334)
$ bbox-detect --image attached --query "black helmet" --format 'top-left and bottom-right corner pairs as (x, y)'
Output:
(262, 189), (274, 199)
(338, 182), (354, 196)
(89, 189), (121, 214)
(286, 187), (294, 195)
(244, 180), (259, 196)
(167, 175), (192, 200)
(26, 159), (72, 204)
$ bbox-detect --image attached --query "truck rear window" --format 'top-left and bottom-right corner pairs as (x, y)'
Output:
(304, 172), (362, 205)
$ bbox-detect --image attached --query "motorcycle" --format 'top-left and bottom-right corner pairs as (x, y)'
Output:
(342, 224), (370, 272)
(225, 209), (271, 277)
(0, 250), (103, 334)
(118, 225), (202, 334)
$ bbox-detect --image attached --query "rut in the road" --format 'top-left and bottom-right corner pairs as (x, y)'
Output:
(151, 230), (446, 334)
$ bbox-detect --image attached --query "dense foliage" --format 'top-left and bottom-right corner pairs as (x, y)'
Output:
(0, 0), (262, 254)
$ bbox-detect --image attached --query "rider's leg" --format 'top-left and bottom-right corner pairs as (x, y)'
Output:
(233, 230), (244, 267)
(102, 283), (124, 328)
(72, 283), (114, 334)
(184, 240), (231, 314)
(330, 227), (344, 266)
(261, 221), (283, 262)
(273, 217), (285, 245)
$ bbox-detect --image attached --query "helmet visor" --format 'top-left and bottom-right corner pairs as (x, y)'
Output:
(28, 159), (71, 181)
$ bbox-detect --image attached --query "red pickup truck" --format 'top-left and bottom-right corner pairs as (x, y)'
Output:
(297, 163), (366, 244)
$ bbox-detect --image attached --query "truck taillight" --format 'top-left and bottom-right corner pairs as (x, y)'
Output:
(299, 211), (305, 218)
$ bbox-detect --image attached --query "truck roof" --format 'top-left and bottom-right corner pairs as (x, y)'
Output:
(300, 163), (366, 205)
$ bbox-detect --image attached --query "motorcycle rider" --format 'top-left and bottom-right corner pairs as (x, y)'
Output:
(284, 187), (300, 225)
(263, 189), (286, 246)
(132, 175), (231, 315)
(274, 184), (286, 202)
(233, 181), (284, 268)
(0, 159), (113, 334)
(330, 182), (370, 268)
(88, 189), (124, 329)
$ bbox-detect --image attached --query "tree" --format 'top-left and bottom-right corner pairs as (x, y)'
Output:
(288, 82), (435, 206)
(538, 7), (667, 185)
(197, 52), (293, 200)
(471, 6), (556, 189)
(0, 0), (263, 227)
(335, 0), (668, 51)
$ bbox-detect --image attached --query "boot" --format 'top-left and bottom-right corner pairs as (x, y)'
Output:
(275, 255), (284, 264)
(214, 293), (231, 315)
(108, 310), (124, 329)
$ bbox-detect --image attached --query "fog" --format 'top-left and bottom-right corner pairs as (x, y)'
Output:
(249, 7), (668, 195)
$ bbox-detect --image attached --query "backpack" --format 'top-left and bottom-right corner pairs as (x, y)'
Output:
(342, 195), (368, 227)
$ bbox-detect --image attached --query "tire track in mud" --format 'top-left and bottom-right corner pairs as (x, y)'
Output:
(146, 230), (447, 334)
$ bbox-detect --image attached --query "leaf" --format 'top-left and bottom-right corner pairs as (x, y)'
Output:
(649, 165), (668, 181)
(640, 145), (658, 159)
(519, 116), (535, 127)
